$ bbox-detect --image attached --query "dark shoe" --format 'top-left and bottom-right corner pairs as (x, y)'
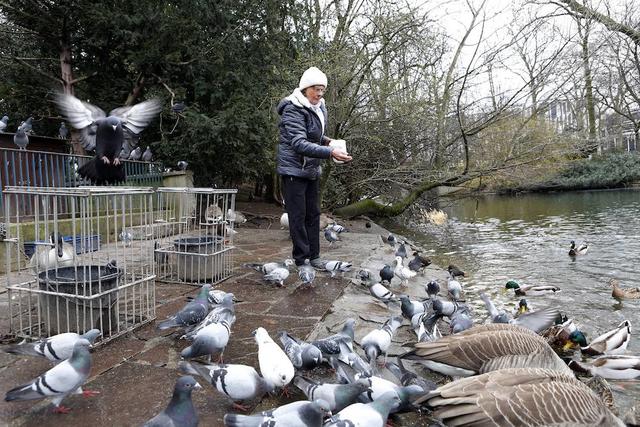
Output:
(309, 258), (327, 270)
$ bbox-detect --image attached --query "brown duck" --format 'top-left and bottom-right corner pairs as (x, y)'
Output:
(609, 279), (640, 299)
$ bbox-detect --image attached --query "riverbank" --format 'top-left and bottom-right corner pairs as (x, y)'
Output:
(0, 201), (444, 426)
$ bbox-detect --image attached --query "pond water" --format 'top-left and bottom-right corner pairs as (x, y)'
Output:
(390, 188), (640, 414)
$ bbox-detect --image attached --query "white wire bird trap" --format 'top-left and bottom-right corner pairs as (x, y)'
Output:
(153, 188), (236, 286)
(4, 186), (157, 345)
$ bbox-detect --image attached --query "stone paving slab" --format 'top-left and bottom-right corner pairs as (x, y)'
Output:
(0, 201), (441, 426)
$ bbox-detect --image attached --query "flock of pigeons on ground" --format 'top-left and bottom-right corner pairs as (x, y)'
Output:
(3, 217), (640, 426)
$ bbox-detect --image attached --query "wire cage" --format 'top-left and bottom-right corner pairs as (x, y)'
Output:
(3, 186), (157, 345)
(153, 187), (236, 286)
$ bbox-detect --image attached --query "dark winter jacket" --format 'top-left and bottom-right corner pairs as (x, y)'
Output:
(276, 91), (333, 180)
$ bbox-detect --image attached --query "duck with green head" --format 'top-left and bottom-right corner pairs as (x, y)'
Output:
(564, 320), (631, 356)
(504, 280), (561, 296)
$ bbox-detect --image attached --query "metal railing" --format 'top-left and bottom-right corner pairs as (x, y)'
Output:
(0, 148), (163, 219)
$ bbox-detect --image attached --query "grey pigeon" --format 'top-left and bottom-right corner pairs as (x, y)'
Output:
(324, 228), (339, 246)
(424, 280), (440, 299)
(361, 316), (403, 368)
(180, 361), (272, 411)
(382, 233), (397, 248)
(224, 399), (331, 427)
(298, 260), (316, 285)
(366, 280), (397, 304)
(129, 146), (142, 160)
(386, 359), (437, 392)
(172, 101), (186, 114)
(431, 298), (467, 318)
(338, 340), (372, 376)
(447, 273), (463, 301)
(326, 391), (400, 426)
(395, 242), (407, 259)
(324, 260), (352, 278)
(311, 318), (355, 357)
(19, 116), (33, 134)
(177, 160), (188, 171)
(279, 331), (322, 370)
(328, 223), (347, 233)
(244, 259), (294, 275)
(379, 265), (394, 284)
(4, 339), (95, 413)
(295, 376), (370, 412)
(55, 94), (161, 184)
(329, 358), (401, 404)
(449, 310), (474, 334)
(14, 126), (29, 150)
(58, 122), (68, 139)
(142, 376), (201, 427)
(180, 311), (234, 361)
(157, 284), (212, 330)
(3, 329), (101, 363)
(399, 295), (426, 319)
(182, 293), (236, 339)
(142, 146), (153, 162)
(264, 267), (290, 287)
(0, 115), (8, 132)
(357, 269), (371, 283)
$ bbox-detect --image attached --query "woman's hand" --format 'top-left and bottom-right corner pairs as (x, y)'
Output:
(331, 149), (352, 162)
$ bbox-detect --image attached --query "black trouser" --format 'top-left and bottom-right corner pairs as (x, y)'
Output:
(282, 175), (320, 266)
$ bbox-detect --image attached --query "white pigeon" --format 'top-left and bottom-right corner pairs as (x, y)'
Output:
(254, 327), (295, 390)
(361, 316), (403, 367)
(298, 260), (316, 285)
(326, 391), (400, 427)
(367, 281), (397, 304)
(324, 260), (352, 278)
(393, 256), (416, 285)
(280, 212), (289, 229)
(264, 267), (290, 287)
(4, 329), (101, 363)
(4, 339), (96, 413)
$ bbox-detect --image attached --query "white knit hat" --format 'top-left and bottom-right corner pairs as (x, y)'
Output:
(298, 67), (328, 90)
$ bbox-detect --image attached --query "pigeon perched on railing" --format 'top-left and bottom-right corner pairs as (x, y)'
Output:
(58, 122), (68, 139)
(54, 94), (161, 184)
(128, 146), (142, 160)
(0, 115), (8, 132)
(14, 126), (29, 150)
(141, 146), (153, 162)
(19, 116), (33, 134)
(177, 160), (188, 171)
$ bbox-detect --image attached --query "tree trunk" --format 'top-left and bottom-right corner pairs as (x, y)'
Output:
(59, 40), (86, 155)
(580, 25), (597, 155)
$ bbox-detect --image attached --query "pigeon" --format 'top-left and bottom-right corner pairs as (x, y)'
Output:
(311, 318), (355, 357)
(365, 221), (371, 228)
(479, 292), (558, 334)
(181, 292), (235, 336)
(399, 295), (426, 320)
(3, 329), (101, 363)
(447, 273), (463, 301)
(172, 101), (186, 114)
(294, 376), (370, 413)
(0, 115), (8, 132)
(177, 161), (188, 171)
(431, 298), (467, 318)
(180, 308), (234, 361)
(58, 122), (68, 139)
(142, 146), (153, 162)
(324, 260), (352, 278)
(142, 376), (201, 427)
(207, 289), (235, 306)
(338, 340), (372, 377)
(119, 229), (133, 247)
(19, 116), (33, 134)
(424, 280), (440, 299)
(119, 147), (129, 160)
(129, 146), (142, 160)
(447, 264), (465, 277)
(386, 359), (437, 392)
(324, 228), (340, 246)
(382, 234), (397, 248)
(254, 327), (295, 389)
(54, 94), (161, 184)
(328, 223), (347, 233)
(395, 242), (407, 259)
(280, 212), (289, 229)
(244, 259), (295, 275)
(361, 316), (403, 368)
(366, 280), (398, 304)
(393, 256), (416, 285)
(227, 209), (247, 224)
(325, 391), (400, 427)
(180, 361), (272, 411)
(14, 125), (29, 150)
(157, 284), (212, 330)
(264, 267), (290, 287)
(408, 251), (431, 272)
(279, 331), (322, 370)
(4, 339), (96, 413)
(154, 241), (169, 265)
(29, 232), (75, 273)
(298, 260), (316, 285)
(357, 269), (371, 283)
(449, 310), (474, 334)
(224, 399), (331, 427)
(379, 264), (394, 284)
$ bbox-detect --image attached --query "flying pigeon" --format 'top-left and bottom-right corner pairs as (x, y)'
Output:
(324, 260), (352, 278)
(0, 115), (8, 132)
(54, 94), (161, 184)
(324, 228), (340, 246)
(14, 125), (29, 150)
(254, 327), (295, 389)
(142, 146), (153, 162)
(298, 260), (316, 286)
(157, 284), (212, 330)
(142, 376), (201, 427)
(278, 331), (322, 370)
(177, 161), (188, 171)
(19, 116), (33, 134)
(58, 122), (68, 139)
(361, 317), (403, 368)
(244, 259), (294, 275)
(379, 265), (394, 284)
(4, 339), (96, 413)
(224, 399), (331, 427)
(128, 146), (142, 160)
(180, 361), (272, 411)
(3, 329), (101, 363)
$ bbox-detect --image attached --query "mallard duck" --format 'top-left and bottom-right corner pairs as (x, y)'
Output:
(569, 355), (640, 380)
(504, 280), (560, 296)
(609, 278), (640, 299)
(564, 320), (631, 356)
(512, 298), (530, 317)
(29, 233), (75, 273)
(401, 323), (572, 377)
(569, 240), (589, 256)
(416, 368), (624, 426)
